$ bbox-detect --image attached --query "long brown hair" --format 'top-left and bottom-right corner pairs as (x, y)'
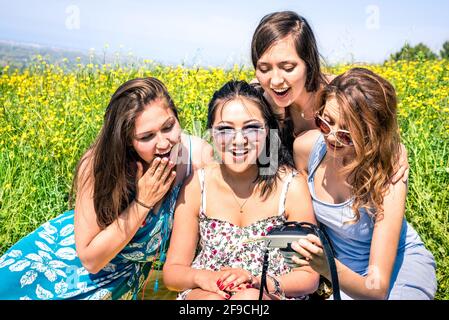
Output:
(251, 11), (326, 93)
(318, 68), (401, 221)
(71, 77), (179, 229)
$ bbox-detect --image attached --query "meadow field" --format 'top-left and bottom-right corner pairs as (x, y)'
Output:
(0, 57), (448, 299)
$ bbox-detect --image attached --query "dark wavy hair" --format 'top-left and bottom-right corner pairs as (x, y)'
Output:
(207, 80), (294, 199)
(71, 77), (179, 229)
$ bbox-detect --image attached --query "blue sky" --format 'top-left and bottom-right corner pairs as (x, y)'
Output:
(0, 0), (448, 66)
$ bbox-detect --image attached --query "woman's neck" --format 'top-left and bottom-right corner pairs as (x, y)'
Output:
(219, 165), (259, 192)
(291, 90), (315, 114)
(321, 152), (353, 180)
(289, 90), (319, 136)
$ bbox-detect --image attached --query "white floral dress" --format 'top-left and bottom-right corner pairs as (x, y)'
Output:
(178, 169), (305, 300)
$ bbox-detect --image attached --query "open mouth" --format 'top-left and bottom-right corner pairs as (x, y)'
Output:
(155, 150), (171, 159)
(230, 149), (249, 162)
(271, 87), (291, 98)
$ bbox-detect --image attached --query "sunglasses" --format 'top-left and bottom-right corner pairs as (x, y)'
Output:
(212, 124), (266, 145)
(314, 114), (353, 146)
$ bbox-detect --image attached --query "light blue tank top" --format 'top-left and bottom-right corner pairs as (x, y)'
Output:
(307, 134), (425, 275)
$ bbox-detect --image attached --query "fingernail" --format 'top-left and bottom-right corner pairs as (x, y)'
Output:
(246, 284), (252, 288)
(216, 280), (221, 286)
(298, 239), (307, 246)
(226, 294), (231, 299)
(229, 283), (234, 289)
(237, 287), (242, 290)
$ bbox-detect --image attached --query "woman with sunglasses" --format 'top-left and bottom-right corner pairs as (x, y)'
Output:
(163, 80), (319, 300)
(291, 68), (437, 299)
(251, 11), (409, 184)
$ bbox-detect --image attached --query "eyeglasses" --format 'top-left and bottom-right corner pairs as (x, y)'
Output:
(212, 124), (266, 145)
(314, 114), (353, 146)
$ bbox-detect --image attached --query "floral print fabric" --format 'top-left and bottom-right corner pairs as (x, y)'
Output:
(178, 169), (305, 300)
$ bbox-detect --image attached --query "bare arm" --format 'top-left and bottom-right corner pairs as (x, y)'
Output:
(190, 136), (214, 170)
(275, 173), (320, 297)
(391, 143), (410, 184)
(293, 180), (407, 299)
(74, 152), (176, 274)
(332, 180), (407, 299)
(162, 170), (229, 298)
(293, 129), (322, 174)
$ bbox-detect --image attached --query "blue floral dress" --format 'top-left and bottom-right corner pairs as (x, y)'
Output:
(0, 137), (192, 300)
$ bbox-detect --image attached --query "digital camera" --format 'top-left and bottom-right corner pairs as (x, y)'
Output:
(262, 221), (315, 268)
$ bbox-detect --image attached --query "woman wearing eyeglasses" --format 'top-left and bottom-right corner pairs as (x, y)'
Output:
(291, 68), (437, 300)
(162, 80), (319, 300)
(251, 11), (409, 184)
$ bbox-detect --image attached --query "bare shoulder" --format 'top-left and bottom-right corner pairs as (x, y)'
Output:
(289, 170), (309, 195)
(284, 169), (315, 222)
(294, 129), (321, 148)
(184, 134), (214, 169)
(293, 129), (321, 170)
(180, 164), (202, 194)
(276, 166), (308, 192)
(75, 148), (95, 191)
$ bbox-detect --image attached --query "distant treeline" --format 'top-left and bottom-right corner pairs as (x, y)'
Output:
(0, 40), (448, 70)
(390, 41), (449, 61)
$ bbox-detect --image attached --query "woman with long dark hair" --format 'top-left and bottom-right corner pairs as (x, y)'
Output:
(0, 77), (212, 299)
(163, 80), (319, 300)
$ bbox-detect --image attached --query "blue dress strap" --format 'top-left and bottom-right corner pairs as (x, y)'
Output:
(307, 134), (327, 177)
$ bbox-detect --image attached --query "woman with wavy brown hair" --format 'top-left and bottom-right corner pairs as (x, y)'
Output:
(0, 77), (212, 299)
(291, 68), (437, 299)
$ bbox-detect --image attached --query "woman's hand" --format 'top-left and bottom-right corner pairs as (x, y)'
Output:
(290, 234), (331, 280)
(194, 270), (232, 299)
(391, 143), (409, 184)
(217, 267), (254, 292)
(136, 157), (176, 208)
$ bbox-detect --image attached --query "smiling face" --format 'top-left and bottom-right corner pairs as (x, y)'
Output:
(132, 98), (182, 164)
(211, 97), (267, 173)
(255, 34), (308, 108)
(319, 97), (355, 158)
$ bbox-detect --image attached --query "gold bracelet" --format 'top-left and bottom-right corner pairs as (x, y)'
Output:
(135, 198), (153, 210)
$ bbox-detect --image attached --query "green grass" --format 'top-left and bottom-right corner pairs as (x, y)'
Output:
(0, 59), (448, 299)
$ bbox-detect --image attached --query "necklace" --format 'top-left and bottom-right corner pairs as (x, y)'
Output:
(230, 190), (251, 213)
(296, 91), (317, 121)
(224, 173), (256, 213)
(300, 109), (315, 120)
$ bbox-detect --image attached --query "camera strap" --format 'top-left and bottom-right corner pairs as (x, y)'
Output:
(258, 222), (341, 300)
